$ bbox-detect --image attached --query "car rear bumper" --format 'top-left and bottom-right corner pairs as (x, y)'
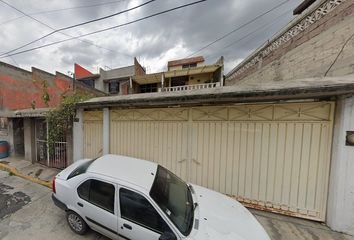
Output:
(52, 194), (67, 211)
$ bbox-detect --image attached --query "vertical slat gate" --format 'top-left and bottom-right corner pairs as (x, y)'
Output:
(106, 102), (334, 221)
(83, 111), (103, 159)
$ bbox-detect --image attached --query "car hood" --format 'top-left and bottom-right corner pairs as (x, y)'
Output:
(189, 184), (270, 240)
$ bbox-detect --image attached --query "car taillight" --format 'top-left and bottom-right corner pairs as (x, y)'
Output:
(52, 177), (56, 193)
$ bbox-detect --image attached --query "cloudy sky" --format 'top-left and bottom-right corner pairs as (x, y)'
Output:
(0, 0), (302, 75)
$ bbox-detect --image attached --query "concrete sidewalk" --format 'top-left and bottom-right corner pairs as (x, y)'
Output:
(0, 157), (59, 188)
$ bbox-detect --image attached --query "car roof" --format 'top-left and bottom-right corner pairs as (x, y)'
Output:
(86, 154), (158, 191)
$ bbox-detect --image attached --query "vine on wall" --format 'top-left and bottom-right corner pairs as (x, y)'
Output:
(46, 93), (90, 154)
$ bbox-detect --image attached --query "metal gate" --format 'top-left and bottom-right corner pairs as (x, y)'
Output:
(35, 119), (67, 169)
(83, 111), (103, 159)
(83, 102), (334, 221)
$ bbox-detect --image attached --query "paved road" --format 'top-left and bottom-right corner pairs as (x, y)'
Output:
(0, 170), (353, 240)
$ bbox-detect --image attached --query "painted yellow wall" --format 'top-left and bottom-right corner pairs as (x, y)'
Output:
(188, 72), (213, 85)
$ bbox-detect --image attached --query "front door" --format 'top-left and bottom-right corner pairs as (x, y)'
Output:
(117, 187), (177, 240)
(12, 118), (24, 156)
(76, 178), (119, 239)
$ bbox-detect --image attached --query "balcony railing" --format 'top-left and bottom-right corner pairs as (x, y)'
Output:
(160, 82), (221, 92)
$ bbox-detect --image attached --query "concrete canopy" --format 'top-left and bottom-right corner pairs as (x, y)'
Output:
(164, 65), (220, 78)
(77, 74), (354, 109)
(133, 72), (163, 85)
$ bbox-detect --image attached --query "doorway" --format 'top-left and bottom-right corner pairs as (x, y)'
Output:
(12, 118), (24, 157)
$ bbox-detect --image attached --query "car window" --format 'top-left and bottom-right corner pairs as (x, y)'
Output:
(77, 179), (115, 213)
(77, 179), (90, 201)
(119, 188), (173, 235)
(67, 160), (94, 180)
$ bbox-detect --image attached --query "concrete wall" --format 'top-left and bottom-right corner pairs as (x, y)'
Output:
(73, 109), (83, 161)
(100, 66), (135, 80)
(168, 62), (205, 71)
(327, 96), (354, 235)
(24, 118), (35, 162)
(95, 66), (135, 93)
(227, 0), (354, 85)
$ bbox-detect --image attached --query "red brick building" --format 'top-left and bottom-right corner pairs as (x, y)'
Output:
(0, 61), (104, 168)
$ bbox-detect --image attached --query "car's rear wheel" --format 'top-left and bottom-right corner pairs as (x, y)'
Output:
(66, 211), (88, 235)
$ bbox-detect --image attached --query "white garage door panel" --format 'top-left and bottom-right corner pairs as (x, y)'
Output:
(83, 111), (103, 159)
(110, 109), (189, 180)
(191, 121), (330, 219)
(107, 102), (334, 221)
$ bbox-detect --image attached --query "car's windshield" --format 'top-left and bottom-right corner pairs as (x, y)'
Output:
(150, 166), (194, 236)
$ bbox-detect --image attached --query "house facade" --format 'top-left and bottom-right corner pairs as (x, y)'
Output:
(76, 56), (224, 95)
(75, 57), (146, 95)
(72, 0), (354, 236)
(134, 56), (224, 93)
(0, 61), (104, 169)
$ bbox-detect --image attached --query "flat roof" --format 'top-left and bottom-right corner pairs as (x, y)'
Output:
(0, 108), (52, 118)
(77, 74), (354, 109)
(168, 56), (205, 68)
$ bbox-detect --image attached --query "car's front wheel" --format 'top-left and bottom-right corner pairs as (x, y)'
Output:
(66, 211), (88, 235)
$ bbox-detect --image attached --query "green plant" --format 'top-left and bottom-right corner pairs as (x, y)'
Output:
(46, 93), (90, 155)
(41, 80), (50, 107)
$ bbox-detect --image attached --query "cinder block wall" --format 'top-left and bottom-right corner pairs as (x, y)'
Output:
(227, 0), (354, 85)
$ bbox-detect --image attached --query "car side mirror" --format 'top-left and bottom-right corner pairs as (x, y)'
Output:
(159, 232), (177, 240)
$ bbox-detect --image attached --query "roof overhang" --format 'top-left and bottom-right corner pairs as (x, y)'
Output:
(133, 73), (163, 84)
(77, 75), (354, 109)
(0, 108), (52, 118)
(103, 77), (130, 83)
(77, 74), (100, 81)
(165, 65), (220, 78)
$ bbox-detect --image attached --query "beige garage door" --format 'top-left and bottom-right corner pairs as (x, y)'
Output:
(108, 102), (334, 221)
(83, 111), (103, 159)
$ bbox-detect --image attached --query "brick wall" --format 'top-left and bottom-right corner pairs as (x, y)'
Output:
(0, 62), (104, 111)
(134, 57), (146, 76)
(227, 0), (354, 85)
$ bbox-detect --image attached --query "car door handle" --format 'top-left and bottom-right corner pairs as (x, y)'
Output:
(77, 202), (83, 207)
(123, 223), (132, 230)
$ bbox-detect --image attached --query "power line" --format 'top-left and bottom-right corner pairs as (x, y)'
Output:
(0, 0), (133, 58)
(186, 0), (291, 58)
(206, 9), (292, 59)
(0, 0), (156, 57)
(0, 0), (207, 59)
(0, 0), (129, 26)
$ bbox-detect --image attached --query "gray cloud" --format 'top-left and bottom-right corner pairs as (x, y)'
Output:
(0, 0), (302, 74)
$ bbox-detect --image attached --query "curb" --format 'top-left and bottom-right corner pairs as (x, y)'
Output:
(0, 163), (52, 189)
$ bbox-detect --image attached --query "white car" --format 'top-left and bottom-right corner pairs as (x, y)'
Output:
(52, 154), (270, 240)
